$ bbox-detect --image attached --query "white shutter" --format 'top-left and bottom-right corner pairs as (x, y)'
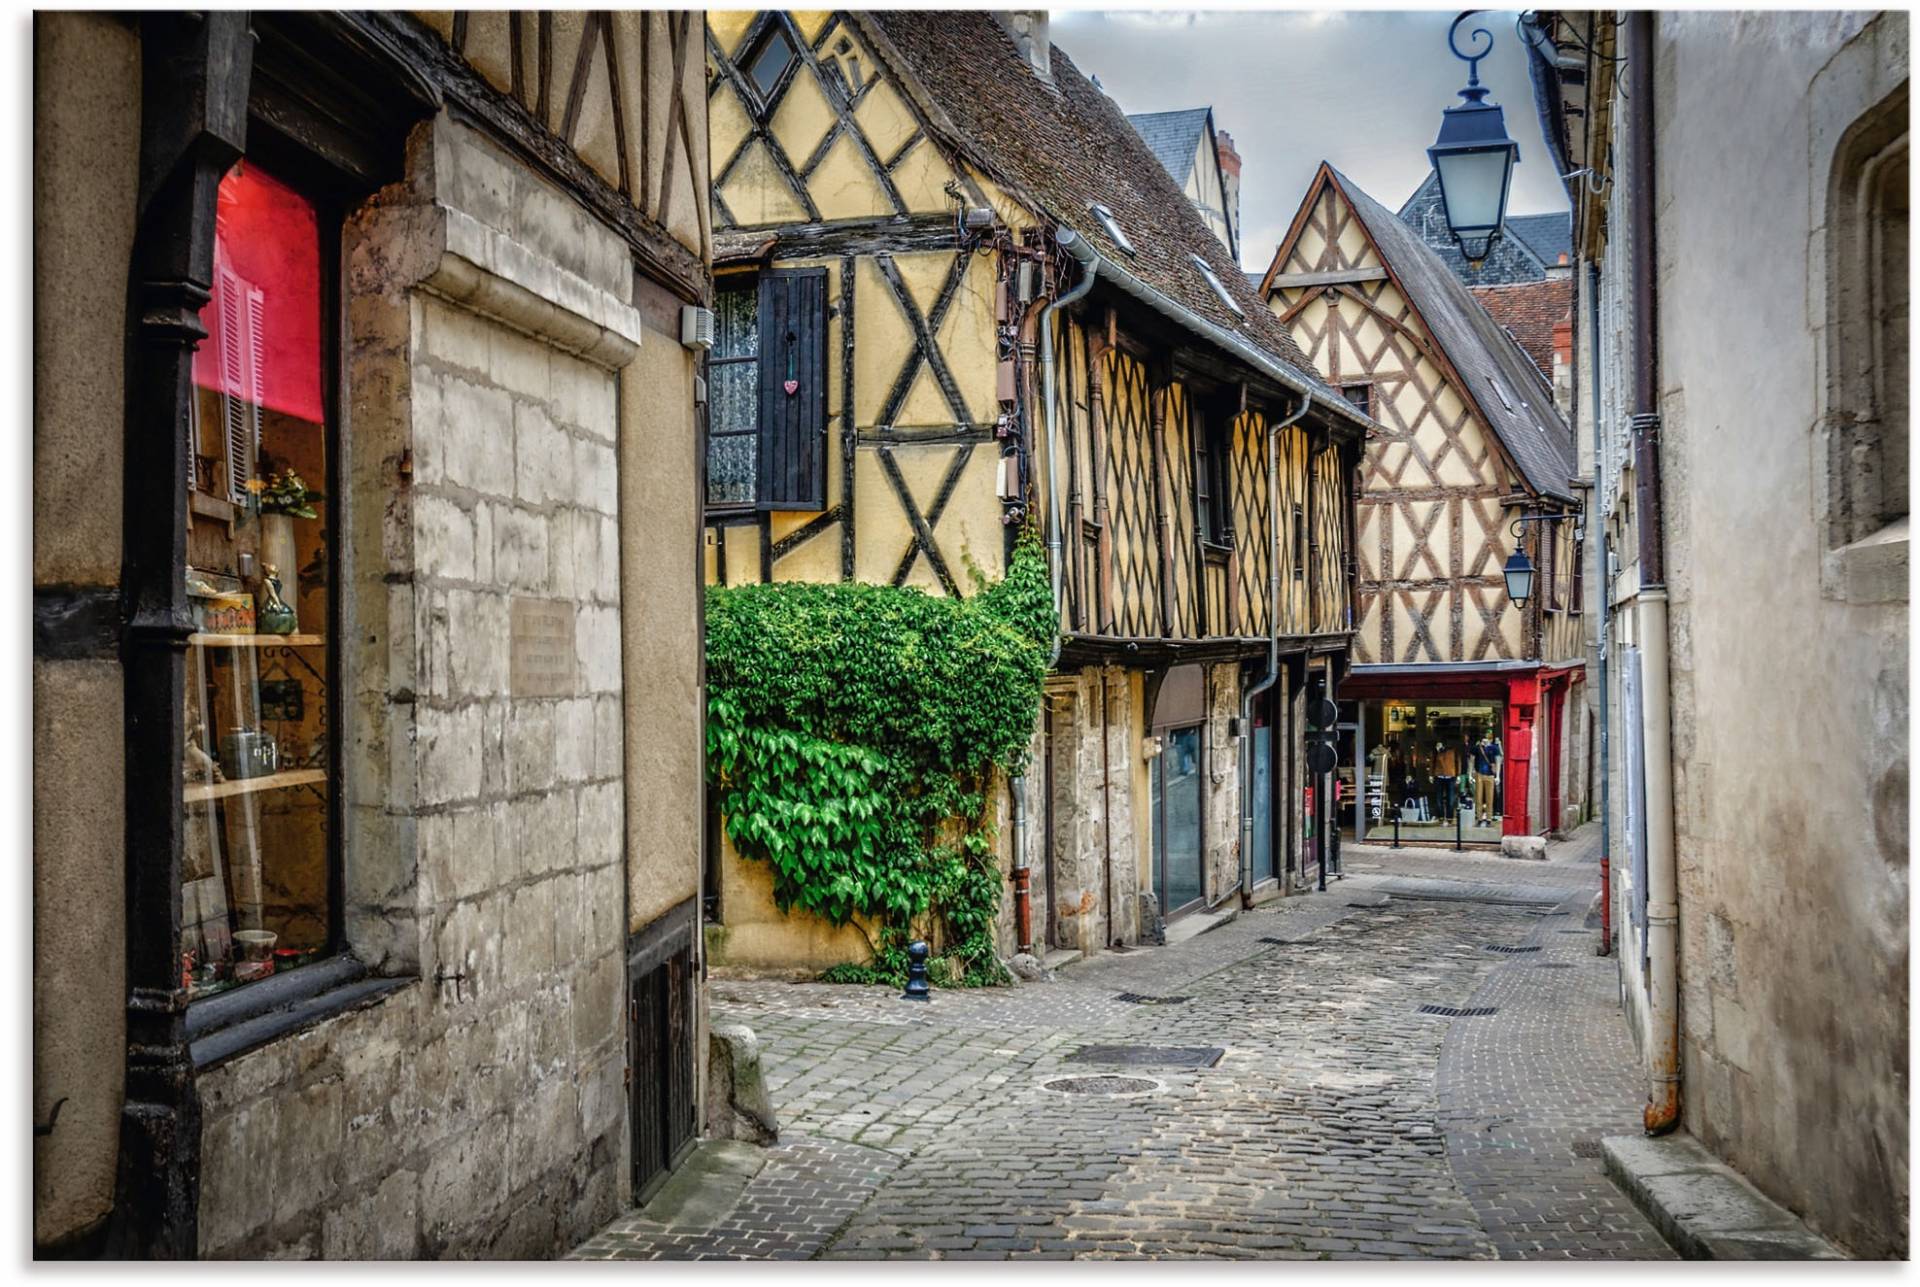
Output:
(217, 264), (265, 503)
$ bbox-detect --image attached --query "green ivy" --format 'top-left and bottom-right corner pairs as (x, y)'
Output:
(706, 529), (1054, 987)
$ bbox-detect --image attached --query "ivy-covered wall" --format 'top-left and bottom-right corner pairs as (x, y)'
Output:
(705, 535), (1053, 985)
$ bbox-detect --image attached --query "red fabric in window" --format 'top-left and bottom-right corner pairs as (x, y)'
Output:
(192, 162), (324, 424)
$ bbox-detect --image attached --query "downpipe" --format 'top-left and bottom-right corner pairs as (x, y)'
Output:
(1624, 9), (1680, 1136)
(1239, 391), (1313, 903)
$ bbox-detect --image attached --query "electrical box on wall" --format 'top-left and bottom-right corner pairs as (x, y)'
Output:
(681, 304), (715, 351)
(997, 360), (1017, 402)
(997, 453), (1021, 500)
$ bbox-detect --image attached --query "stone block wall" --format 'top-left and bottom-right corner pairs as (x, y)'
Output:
(195, 115), (644, 1259)
(1043, 666), (1141, 953)
(1201, 663), (1243, 905)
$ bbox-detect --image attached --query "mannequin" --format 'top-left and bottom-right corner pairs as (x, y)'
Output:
(1473, 727), (1501, 822)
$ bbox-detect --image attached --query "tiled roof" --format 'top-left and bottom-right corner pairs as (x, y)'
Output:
(1331, 167), (1577, 501)
(1125, 107), (1213, 188)
(1397, 171), (1564, 287)
(857, 12), (1353, 417)
(1471, 279), (1571, 380)
(1506, 212), (1572, 269)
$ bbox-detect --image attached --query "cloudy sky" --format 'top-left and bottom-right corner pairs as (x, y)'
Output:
(1053, 10), (1571, 269)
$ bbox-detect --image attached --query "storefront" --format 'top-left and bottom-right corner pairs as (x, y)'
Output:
(1341, 661), (1557, 844)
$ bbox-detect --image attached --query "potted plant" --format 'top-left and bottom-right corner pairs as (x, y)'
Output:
(247, 468), (323, 611)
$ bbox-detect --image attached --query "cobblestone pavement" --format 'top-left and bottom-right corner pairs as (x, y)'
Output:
(574, 824), (1672, 1260)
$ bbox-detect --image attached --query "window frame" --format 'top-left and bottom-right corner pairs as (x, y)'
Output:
(702, 266), (829, 515)
(1340, 383), (1373, 419)
(737, 18), (802, 120)
(181, 154), (350, 1019)
(1193, 403), (1233, 549)
(704, 271), (762, 516)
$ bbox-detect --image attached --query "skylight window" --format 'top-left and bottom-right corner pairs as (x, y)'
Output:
(1191, 254), (1244, 317)
(1088, 203), (1135, 255)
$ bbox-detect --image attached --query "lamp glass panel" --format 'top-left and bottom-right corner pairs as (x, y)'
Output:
(1435, 149), (1511, 234)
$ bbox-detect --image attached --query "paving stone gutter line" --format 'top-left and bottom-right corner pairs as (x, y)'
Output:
(1601, 1135), (1849, 1260)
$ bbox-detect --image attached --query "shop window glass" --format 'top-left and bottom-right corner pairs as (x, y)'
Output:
(182, 160), (333, 999)
(1152, 725), (1205, 914)
(1365, 700), (1505, 844)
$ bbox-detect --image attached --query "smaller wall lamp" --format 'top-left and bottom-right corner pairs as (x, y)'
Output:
(1502, 511), (1568, 607)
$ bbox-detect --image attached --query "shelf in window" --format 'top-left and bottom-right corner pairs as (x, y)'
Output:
(185, 768), (327, 804)
(189, 632), (326, 648)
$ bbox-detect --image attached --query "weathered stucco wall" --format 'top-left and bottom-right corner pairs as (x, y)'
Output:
(1649, 10), (1908, 1258)
(32, 10), (140, 1251)
(621, 281), (704, 934)
(195, 115), (640, 1259)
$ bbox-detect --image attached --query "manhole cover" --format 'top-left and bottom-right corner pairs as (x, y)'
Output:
(1418, 1004), (1499, 1017)
(1067, 1044), (1224, 1069)
(1571, 1139), (1604, 1158)
(1485, 944), (1541, 954)
(1115, 992), (1192, 1005)
(1041, 1074), (1163, 1097)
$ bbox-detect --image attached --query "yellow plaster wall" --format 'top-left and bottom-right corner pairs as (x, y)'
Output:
(712, 833), (875, 973)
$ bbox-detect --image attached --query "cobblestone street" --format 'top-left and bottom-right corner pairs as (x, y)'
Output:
(574, 826), (1674, 1261)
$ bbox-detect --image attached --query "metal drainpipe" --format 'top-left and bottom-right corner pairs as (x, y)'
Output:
(1239, 391), (1314, 902)
(1015, 227), (1100, 959)
(1589, 258), (1612, 959)
(1623, 9), (1680, 1136)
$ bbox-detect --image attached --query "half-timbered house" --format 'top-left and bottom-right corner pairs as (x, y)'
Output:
(1258, 163), (1586, 848)
(1128, 107), (1241, 259)
(701, 11), (1370, 971)
(34, 10), (710, 1257)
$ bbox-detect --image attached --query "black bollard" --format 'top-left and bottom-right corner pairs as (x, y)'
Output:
(901, 940), (931, 1001)
(1456, 792), (1464, 852)
(1392, 806), (1402, 849)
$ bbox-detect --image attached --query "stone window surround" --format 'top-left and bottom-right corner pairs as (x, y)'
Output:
(1811, 16), (1909, 606)
(190, 112), (646, 1065)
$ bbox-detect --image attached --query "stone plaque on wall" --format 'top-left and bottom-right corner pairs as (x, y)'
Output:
(511, 597), (577, 697)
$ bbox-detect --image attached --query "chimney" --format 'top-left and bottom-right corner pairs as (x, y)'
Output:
(996, 11), (1053, 83)
(1216, 128), (1243, 251)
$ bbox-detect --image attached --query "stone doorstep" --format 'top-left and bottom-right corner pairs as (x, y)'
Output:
(1042, 947), (1083, 972)
(1163, 905), (1237, 947)
(1602, 1134), (1848, 1260)
(632, 1140), (769, 1229)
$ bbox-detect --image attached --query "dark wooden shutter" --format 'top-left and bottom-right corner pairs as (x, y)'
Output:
(757, 268), (828, 510)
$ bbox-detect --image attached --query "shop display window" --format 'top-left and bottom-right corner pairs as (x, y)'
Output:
(181, 160), (335, 999)
(1361, 699), (1505, 843)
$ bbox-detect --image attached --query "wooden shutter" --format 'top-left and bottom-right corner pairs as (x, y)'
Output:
(756, 268), (829, 511)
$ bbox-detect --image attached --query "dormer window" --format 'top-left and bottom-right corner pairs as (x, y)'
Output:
(1191, 254), (1243, 317)
(1089, 203), (1135, 255)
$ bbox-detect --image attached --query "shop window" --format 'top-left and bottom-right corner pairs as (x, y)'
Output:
(181, 160), (335, 1000)
(705, 269), (828, 513)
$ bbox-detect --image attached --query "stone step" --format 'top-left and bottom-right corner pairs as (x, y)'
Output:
(1603, 1133), (1847, 1259)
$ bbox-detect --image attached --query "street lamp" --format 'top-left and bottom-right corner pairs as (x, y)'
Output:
(1429, 11), (1522, 266)
(1503, 513), (1563, 607)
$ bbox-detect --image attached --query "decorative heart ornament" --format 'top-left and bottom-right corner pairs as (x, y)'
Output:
(783, 380), (800, 396)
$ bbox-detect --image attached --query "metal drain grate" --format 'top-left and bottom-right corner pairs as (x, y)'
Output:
(1258, 936), (1293, 946)
(1418, 1004), (1499, 1017)
(1485, 944), (1541, 954)
(1571, 1139), (1604, 1158)
(1067, 1045), (1223, 1069)
(1041, 1074), (1162, 1097)
(1115, 992), (1192, 1005)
